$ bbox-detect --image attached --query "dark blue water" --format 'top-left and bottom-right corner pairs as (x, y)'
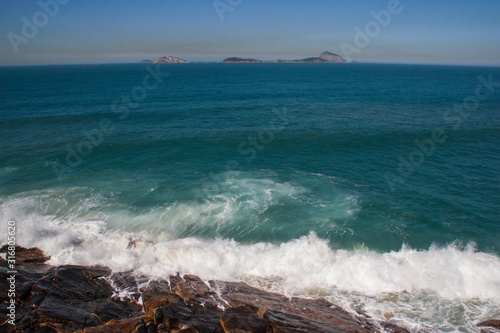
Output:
(1, 63), (499, 330)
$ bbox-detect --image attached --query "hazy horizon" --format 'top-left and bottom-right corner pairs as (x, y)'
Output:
(1, 0), (499, 66)
(2, 60), (500, 69)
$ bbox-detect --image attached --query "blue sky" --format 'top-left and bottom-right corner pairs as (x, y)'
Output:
(0, 0), (499, 66)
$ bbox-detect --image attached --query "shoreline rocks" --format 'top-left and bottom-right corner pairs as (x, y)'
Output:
(0, 245), (50, 264)
(2, 246), (488, 332)
(477, 320), (500, 333)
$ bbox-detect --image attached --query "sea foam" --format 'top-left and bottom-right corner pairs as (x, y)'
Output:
(1, 189), (499, 332)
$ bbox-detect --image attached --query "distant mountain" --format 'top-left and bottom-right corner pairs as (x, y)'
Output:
(319, 51), (347, 63)
(153, 56), (189, 64)
(140, 60), (153, 63)
(222, 52), (349, 63)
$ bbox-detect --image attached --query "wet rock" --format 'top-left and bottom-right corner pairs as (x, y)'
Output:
(174, 279), (200, 304)
(142, 282), (193, 328)
(380, 322), (411, 333)
(184, 275), (213, 298)
(210, 281), (289, 310)
(3, 261), (142, 332)
(220, 306), (270, 333)
(478, 319), (500, 329)
(0, 266), (45, 330)
(142, 276), (223, 333)
(109, 271), (142, 302)
(27, 297), (101, 331)
(1, 245), (51, 263)
(0, 247), (410, 333)
(178, 328), (200, 333)
(215, 281), (379, 333)
(82, 315), (153, 333)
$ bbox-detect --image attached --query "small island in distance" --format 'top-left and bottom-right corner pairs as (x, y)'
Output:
(222, 52), (349, 63)
(140, 52), (352, 64)
(141, 56), (189, 64)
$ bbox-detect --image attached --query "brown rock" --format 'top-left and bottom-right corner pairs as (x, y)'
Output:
(1, 246), (51, 263)
(109, 271), (142, 302)
(34, 265), (114, 301)
(6, 265), (142, 332)
(380, 322), (411, 333)
(210, 281), (289, 309)
(82, 316), (153, 333)
(184, 274), (214, 299)
(0, 257), (410, 333)
(174, 279), (199, 304)
(221, 306), (270, 333)
(214, 281), (380, 333)
(142, 277), (224, 333)
(0, 265), (45, 329)
(477, 319), (500, 329)
(178, 328), (199, 333)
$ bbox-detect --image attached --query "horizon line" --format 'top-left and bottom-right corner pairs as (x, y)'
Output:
(1, 61), (500, 68)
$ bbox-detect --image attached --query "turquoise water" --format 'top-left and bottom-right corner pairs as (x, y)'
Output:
(1, 63), (499, 331)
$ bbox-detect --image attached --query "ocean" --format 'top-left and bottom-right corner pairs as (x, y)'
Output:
(1, 63), (499, 331)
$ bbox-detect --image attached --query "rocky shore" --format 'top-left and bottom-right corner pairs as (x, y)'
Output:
(1, 246), (498, 333)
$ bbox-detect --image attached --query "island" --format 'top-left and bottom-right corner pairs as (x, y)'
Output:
(140, 52), (351, 64)
(222, 57), (262, 63)
(149, 56), (189, 64)
(222, 51), (350, 63)
(318, 51), (348, 63)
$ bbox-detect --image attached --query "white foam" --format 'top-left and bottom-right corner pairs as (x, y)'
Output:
(2, 198), (500, 300)
(1, 190), (500, 331)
